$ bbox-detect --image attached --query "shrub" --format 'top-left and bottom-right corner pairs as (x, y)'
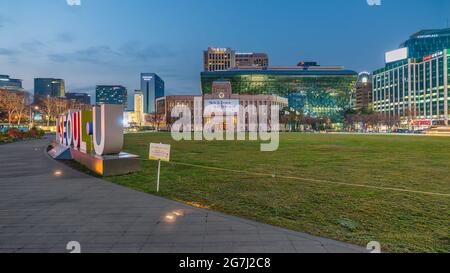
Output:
(28, 127), (45, 138)
(2, 127), (45, 143)
(7, 128), (24, 139)
(0, 133), (15, 144)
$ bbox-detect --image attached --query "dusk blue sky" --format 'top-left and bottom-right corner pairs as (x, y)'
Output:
(0, 0), (449, 106)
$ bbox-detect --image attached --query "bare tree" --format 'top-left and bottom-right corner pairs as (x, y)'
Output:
(0, 89), (16, 124)
(54, 98), (69, 121)
(0, 89), (28, 124)
(39, 96), (57, 126)
(15, 91), (31, 125)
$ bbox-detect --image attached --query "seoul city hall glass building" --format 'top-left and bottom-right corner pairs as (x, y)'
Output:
(201, 68), (357, 123)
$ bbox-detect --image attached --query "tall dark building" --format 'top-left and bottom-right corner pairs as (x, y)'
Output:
(0, 75), (23, 90)
(34, 78), (65, 100)
(95, 85), (127, 108)
(140, 73), (164, 114)
(66, 92), (92, 105)
(354, 72), (372, 110)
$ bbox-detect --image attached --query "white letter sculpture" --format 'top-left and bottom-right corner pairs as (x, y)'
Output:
(93, 104), (124, 156)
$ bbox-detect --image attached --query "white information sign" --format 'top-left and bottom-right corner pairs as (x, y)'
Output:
(149, 143), (171, 162)
(149, 143), (171, 192)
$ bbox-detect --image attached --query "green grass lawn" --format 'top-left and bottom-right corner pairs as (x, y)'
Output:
(104, 132), (450, 253)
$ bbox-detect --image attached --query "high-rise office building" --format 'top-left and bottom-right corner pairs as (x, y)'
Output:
(34, 78), (65, 100)
(95, 85), (127, 108)
(373, 28), (450, 126)
(204, 47), (236, 72)
(235, 53), (269, 69)
(134, 90), (144, 114)
(0, 75), (23, 90)
(140, 73), (164, 114)
(65, 92), (92, 105)
(400, 28), (450, 59)
(204, 47), (270, 72)
(125, 90), (145, 126)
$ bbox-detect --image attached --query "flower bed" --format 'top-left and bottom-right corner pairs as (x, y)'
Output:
(0, 127), (45, 145)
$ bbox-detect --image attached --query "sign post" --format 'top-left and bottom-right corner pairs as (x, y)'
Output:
(149, 143), (171, 192)
(156, 159), (161, 192)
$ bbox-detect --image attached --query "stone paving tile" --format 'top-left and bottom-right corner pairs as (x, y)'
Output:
(0, 138), (367, 253)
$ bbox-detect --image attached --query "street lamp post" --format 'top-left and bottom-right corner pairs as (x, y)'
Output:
(29, 106), (39, 129)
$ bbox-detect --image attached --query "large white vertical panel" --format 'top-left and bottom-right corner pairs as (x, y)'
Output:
(408, 61), (412, 117)
(93, 104), (124, 156)
(429, 61), (433, 119)
(388, 71), (391, 117)
(423, 62), (427, 118)
(445, 50), (449, 125)
(436, 58), (440, 118)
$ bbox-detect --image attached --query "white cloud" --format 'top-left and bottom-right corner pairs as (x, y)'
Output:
(66, 0), (81, 6)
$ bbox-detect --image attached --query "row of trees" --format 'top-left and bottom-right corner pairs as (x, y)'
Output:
(344, 108), (401, 132)
(38, 95), (92, 126)
(0, 89), (92, 126)
(0, 89), (31, 125)
(280, 108), (405, 132)
(280, 109), (333, 131)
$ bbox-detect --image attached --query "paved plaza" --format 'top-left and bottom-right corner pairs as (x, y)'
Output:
(0, 138), (367, 253)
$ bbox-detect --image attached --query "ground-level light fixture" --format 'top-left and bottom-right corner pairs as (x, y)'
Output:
(53, 170), (63, 177)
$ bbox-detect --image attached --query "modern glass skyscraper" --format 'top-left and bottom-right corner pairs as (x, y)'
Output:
(95, 85), (127, 108)
(400, 28), (450, 59)
(34, 78), (65, 100)
(140, 73), (164, 114)
(65, 92), (92, 105)
(201, 68), (357, 123)
(0, 75), (23, 90)
(373, 28), (450, 126)
(373, 49), (450, 126)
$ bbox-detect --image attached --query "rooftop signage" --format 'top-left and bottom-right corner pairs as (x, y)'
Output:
(416, 34), (439, 39)
(422, 51), (444, 62)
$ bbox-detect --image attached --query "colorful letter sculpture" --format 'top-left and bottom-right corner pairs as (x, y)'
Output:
(50, 104), (139, 176)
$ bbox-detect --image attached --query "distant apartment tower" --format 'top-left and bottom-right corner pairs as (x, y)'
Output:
(235, 52), (269, 69)
(140, 73), (165, 114)
(34, 78), (65, 100)
(95, 85), (127, 108)
(130, 90), (145, 126)
(354, 72), (372, 110)
(65, 92), (92, 105)
(204, 47), (236, 72)
(134, 90), (144, 114)
(0, 75), (23, 90)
